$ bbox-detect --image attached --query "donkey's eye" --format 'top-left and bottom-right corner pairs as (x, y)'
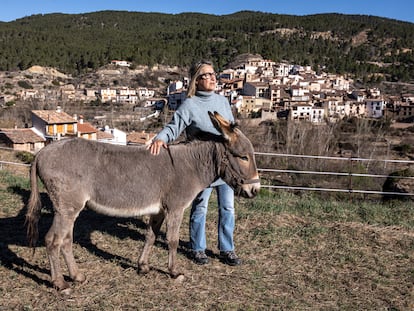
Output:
(231, 150), (248, 161)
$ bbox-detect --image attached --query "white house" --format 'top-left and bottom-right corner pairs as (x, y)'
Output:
(138, 88), (155, 99)
(290, 103), (312, 121)
(311, 106), (325, 123)
(365, 99), (386, 118)
(274, 63), (293, 77)
(99, 88), (117, 102)
(116, 87), (138, 104)
(111, 60), (131, 67)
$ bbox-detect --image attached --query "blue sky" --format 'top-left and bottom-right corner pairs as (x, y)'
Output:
(2, 0), (414, 24)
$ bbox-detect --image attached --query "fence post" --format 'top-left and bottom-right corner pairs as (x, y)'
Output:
(348, 157), (354, 200)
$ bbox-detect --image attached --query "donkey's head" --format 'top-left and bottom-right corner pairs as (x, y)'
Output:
(209, 111), (260, 198)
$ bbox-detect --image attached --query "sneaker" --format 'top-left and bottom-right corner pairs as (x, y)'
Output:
(192, 251), (209, 265)
(219, 251), (242, 266)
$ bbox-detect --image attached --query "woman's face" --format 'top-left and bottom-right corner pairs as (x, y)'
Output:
(195, 64), (217, 92)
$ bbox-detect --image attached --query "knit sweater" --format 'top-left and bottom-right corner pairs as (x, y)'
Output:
(155, 90), (234, 144)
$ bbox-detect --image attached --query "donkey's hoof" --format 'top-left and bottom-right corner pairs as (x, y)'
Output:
(61, 287), (73, 296)
(138, 264), (150, 275)
(171, 271), (184, 279)
(73, 273), (86, 284)
(53, 279), (71, 292)
(174, 274), (185, 283)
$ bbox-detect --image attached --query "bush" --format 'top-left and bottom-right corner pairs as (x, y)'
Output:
(17, 80), (33, 89)
(393, 143), (413, 155)
(15, 151), (35, 164)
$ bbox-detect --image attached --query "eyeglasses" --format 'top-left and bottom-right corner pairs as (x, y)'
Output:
(198, 72), (217, 80)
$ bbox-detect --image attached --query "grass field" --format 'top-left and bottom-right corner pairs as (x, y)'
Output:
(1, 169), (414, 310)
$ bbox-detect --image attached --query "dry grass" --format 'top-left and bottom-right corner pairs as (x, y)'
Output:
(1, 169), (414, 310)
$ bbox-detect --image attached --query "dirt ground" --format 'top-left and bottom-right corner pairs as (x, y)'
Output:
(1, 188), (414, 310)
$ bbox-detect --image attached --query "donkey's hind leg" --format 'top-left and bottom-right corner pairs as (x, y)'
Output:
(45, 212), (75, 291)
(138, 212), (165, 274)
(60, 215), (86, 284)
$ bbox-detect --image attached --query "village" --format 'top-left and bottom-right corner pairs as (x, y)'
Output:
(0, 55), (413, 153)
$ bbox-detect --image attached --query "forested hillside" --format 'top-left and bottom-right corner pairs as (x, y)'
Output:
(0, 10), (414, 82)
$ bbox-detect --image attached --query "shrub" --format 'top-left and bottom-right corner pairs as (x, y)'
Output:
(17, 80), (33, 89)
(393, 143), (413, 155)
(15, 151), (35, 164)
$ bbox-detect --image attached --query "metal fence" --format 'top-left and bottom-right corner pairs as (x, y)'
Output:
(254, 152), (414, 197)
(1, 148), (414, 197)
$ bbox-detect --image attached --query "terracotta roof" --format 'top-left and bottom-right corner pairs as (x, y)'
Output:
(97, 130), (114, 140)
(0, 128), (45, 143)
(32, 110), (76, 124)
(77, 122), (98, 134)
(127, 131), (156, 145)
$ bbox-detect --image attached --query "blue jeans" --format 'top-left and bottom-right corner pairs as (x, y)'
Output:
(189, 182), (235, 253)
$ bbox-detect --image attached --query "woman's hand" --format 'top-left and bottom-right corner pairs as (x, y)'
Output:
(146, 139), (168, 155)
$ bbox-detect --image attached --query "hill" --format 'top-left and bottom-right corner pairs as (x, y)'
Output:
(0, 11), (413, 82)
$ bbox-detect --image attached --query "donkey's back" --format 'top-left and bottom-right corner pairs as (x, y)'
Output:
(33, 138), (202, 218)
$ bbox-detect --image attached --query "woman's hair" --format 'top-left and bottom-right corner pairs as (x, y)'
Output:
(186, 60), (213, 97)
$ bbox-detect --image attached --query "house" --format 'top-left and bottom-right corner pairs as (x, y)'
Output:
(274, 62), (293, 77)
(76, 117), (98, 140)
(351, 90), (367, 102)
(323, 99), (347, 121)
(242, 82), (271, 99)
(168, 90), (187, 110)
(365, 99), (387, 118)
(0, 128), (46, 152)
(290, 85), (310, 101)
(345, 101), (366, 118)
(311, 105), (325, 123)
(393, 102), (414, 120)
(59, 84), (76, 100)
(238, 96), (272, 118)
(290, 103), (313, 121)
(116, 87), (139, 104)
(110, 60), (131, 67)
(85, 89), (97, 98)
(31, 107), (77, 141)
(137, 88), (155, 99)
(401, 93), (414, 104)
(97, 126), (127, 145)
(99, 88), (117, 102)
(96, 129), (115, 143)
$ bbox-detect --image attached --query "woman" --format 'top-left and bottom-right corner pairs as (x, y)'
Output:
(148, 60), (241, 266)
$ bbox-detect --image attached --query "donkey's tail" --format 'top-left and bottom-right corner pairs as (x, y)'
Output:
(25, 156), (41, 250)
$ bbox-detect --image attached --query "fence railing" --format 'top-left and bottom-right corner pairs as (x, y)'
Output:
(254, 152), (414, 197)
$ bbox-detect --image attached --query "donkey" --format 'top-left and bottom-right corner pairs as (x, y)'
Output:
(26, 111), (260, 292)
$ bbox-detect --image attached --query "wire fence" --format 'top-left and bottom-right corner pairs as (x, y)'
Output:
(254, 152), (414, 197)
(1, 147), (413, 197)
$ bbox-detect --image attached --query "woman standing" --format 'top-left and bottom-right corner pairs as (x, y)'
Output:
(148, 60), (241, 266)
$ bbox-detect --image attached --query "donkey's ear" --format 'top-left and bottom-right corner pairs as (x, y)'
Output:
(208, 111), (236, 143)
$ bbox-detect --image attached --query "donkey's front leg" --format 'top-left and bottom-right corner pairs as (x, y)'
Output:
(138, 212), (165, 274)
(166, 209), (185, 278)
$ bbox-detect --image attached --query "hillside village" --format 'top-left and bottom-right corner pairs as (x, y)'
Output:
(0, 54), (414, 153)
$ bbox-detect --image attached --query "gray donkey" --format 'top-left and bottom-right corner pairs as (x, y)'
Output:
(26, 111), (260, 292)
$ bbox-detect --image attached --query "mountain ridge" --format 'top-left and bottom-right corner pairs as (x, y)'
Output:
(0, 11), (413, 82)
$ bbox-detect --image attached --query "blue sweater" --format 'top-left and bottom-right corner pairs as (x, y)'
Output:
(155, 90), (234, 144)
